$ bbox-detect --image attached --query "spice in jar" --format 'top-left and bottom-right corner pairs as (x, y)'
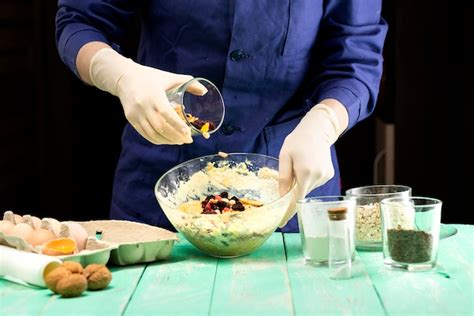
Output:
(355, 203), (382, 243)
(357, 201), (416, 244)
(387, 228), (433, 263)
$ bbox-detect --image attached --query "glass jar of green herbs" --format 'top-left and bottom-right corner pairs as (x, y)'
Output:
(381, 196), (442, 271)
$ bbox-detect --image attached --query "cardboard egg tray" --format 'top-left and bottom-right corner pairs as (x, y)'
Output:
(78, 220), (179, 265)
(1, 215), (178, 266)
(0, 231), (116, 265)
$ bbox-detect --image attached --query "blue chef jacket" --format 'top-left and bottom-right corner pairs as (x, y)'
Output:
(56, 0), (387, 232)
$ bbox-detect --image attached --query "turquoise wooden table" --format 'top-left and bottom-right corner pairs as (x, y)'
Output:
(1, 225), (472, 315)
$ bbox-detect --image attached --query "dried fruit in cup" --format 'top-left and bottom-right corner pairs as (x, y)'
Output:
(42, 238), (77, 256)
(191, 119), (215, 138)
(173, 104), (216, 139)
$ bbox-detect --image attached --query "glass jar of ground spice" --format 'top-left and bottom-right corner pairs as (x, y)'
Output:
(381, 197), (442, 271)
(346, 185), (412, 251)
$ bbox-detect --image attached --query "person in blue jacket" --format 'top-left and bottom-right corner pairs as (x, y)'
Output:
(56, 1), (387, 232)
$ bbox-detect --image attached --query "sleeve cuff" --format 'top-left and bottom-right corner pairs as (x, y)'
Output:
(307, 78), (371, 130)
(57, 23), (109, 77)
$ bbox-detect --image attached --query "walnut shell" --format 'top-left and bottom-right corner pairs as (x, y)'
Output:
(56, 274), (87, 298)
(62, 261), (83, 274)
(84, 264), (112, 290)
(44, 267), (71, 293)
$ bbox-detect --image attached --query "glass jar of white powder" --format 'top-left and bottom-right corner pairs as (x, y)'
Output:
(346, 185), (412, 251)
(297, 196), (356, 264)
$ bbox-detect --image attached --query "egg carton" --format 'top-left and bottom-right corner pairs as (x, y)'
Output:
(0, 231), (116, 265)
(1, 211), (179, 266)
(78, 220), (179, 265)
(0, 211), (116, 265)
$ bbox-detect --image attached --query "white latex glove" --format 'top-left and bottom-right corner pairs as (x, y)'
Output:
(278, 103), (343, 227)
(89, 48), (207, 145)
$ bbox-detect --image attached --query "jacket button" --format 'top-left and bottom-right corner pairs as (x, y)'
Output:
(222, 124), (236, 135)
(230, 50), (248, 61)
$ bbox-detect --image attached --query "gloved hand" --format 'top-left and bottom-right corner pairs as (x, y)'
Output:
(89, 48), (207, 145)
(278, 103), (345, 227)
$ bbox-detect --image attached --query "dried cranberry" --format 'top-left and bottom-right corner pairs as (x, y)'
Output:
(191, 120), (204, 129)
(220, 192), (229, 199)
(191, 120), (216, 131)
(232, 202), (245, 211)
(201, 195), (214, 208)
(216, 201), (228, 209)
(192, 120), (205, 129)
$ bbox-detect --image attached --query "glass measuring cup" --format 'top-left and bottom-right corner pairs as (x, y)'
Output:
(167, 78), (225, 138)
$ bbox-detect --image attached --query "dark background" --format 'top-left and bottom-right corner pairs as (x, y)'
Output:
(0, 1), (471, 223)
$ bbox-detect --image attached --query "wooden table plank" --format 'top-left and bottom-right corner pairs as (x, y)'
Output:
(358, 225), (473, 316)
(438, 225), (473, 263)
(0, 264), (146, 316)
(435, 225), (473, 311)
(123, 238), (218, 316)
(209, 233), (294, 316)
(284, 233), (386, 316)
(0, 279), (52, 315)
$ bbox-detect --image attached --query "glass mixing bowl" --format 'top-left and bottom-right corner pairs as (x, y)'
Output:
(155, 153), (295, 258)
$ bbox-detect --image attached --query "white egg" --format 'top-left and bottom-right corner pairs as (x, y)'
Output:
(0, 220), (14, 233)
(41, 218), (61, 237)
(62, 221), (89, 251)
(6, 223), (35, 244)
(23, 215), (42, 230)
(29, 228), (56, 246)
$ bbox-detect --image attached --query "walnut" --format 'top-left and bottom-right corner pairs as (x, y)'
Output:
(84, 264), (112, 290)
(56, 274), (87, 298)
(44, 267), (71, 293)
(62, 261), (83, 274)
